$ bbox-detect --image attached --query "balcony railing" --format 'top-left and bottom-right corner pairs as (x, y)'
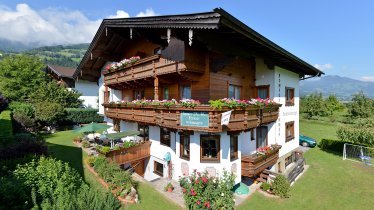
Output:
(103, 103), (280, 132)
(104, 55), (189, 86)
(106, 141), (151, 165)
(241, 145), (281, 177)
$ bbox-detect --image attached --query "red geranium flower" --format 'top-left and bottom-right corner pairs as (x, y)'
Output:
(196, 200), (201, 205)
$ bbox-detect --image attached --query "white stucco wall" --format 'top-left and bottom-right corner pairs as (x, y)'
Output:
(274, 67), (300, 157)
(75, 80), (99, 108)
(255, 57), (275, 98)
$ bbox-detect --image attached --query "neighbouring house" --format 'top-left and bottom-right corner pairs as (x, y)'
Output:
(74, 8), (323, 185)
(46, 64), (99, 108)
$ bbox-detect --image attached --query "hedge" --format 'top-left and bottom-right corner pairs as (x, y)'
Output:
(0, 110), (13, 146)
(318, 139), (351, 154)
(63, 108), (103, 124)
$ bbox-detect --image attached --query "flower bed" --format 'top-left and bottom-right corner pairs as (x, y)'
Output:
(179, 170), (235, 209)
(86, 156), (138, 204)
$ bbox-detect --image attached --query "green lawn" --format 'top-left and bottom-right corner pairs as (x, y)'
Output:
(46, 131), (181, 210)
(237, 119), (374, 210)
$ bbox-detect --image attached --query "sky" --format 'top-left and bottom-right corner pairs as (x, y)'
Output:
(0, 0), (373, 81)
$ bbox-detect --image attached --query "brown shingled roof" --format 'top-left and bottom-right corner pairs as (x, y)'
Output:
(46, 65), (75, 79)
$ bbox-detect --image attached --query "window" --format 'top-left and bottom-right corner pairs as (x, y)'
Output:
(134, 90), (144, 100)
(138, 124), (149, 141)
(200, 135), (220, 162)
(285, 155), (293, 168)
(285, 121), (295, 142)
(256, 126), (268, 148)
(113, 119), (120, 132)
(160, 127), (171, 147)
(181, 85), (191, 99)
(230, 135), (238, 161)
(255, 85), (270, 99)
(285, 87), (295, 106)
(163, 87), (169, 100)
(154, 161), (163, 176)
(180, 134), (190, 160)
(229, 84), (241, 99)
(250, 128), (255, 141)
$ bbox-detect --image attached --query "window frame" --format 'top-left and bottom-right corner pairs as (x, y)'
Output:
(256, 126), (268, 149)
(255, 85), (270, 99)
(200, 135), (220, 163)
(285, 87), (295, 106)
(180, 134), (190, 160)
(138, 124), (149, 141)
(230, 135), (238, 161)
(180, 85), (191, 99)
(153, 161), (163, 177)
(285, 121), (295, 142)
(228, 84), (241, 100)
(160, 127), (171, 147)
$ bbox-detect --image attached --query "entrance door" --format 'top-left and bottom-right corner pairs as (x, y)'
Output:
(131, 160), (145, 177)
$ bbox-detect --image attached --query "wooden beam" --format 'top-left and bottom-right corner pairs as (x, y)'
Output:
(154, 76), (159, 100)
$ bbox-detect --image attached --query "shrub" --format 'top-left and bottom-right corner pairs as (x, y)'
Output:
(272, 175), (290, 198)
(13, 132), (39, 142)
(0, 93), (8, 113)
(34, 102), (65, 125)
(337, 126), (374, 147)
(0, 110), (13, 145)
(318, 139), (350, 154)
(73, 136), (82, 143)
(96, 145), (111, 154)
(63, 108), (103, 124)
(0, 176), (32, 209)
(180, 170), (235, 209)
(0, 139), (47, 161)
(12, 156), (121, 210)
(260, 182), (271, 191)
(86, 156), (96, 167)
(82, 140), (91, 148)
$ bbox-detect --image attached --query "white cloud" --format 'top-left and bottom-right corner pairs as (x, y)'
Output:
(107, 10), (130, 19)
(360, 76), (374, 82)
(136, 8), (158, 17)
(314, 63), (333, 71)
(0, 4), (157, 46)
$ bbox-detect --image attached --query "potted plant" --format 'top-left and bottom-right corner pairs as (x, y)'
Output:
(164, 182), (174, 192)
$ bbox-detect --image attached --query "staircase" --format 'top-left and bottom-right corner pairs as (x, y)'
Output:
(256, 170), (270, 183)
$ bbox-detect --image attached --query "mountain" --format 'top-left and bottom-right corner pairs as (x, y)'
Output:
(299, 75), (374, 100)
(0, 38), (38, 52)
(1, 43), (89, 68)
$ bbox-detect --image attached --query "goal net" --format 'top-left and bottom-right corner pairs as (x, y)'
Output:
(343, 143), (374, 166)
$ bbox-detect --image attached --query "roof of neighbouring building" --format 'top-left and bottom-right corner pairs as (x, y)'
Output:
(75, 8), (324, 81)
(46, 64), (75, 79)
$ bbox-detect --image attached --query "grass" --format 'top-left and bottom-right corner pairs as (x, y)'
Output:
(237, 119), (374, 210)
(0, 110), (13, 145)
(45, 130), (181, 210)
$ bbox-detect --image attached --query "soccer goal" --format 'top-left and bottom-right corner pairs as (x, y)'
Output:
(343, 143), (374, 166)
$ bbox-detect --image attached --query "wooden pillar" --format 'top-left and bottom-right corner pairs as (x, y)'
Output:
(154, 77), (159, 100)
(104, 85), (109, 103)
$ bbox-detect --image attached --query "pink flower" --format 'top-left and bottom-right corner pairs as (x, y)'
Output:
(196, 200), (201, 205)
(202, 177), (208, 184)
(195, 179), (199, 184)
(190, 188), (197, 196)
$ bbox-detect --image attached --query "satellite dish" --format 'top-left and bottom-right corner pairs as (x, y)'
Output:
(163, 152), (171, 162)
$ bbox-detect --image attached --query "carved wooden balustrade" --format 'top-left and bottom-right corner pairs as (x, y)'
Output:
(103, 103), (280, 132)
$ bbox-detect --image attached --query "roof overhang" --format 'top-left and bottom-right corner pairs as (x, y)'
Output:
(74, 8), (323, 82)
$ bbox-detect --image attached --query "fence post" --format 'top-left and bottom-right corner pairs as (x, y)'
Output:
(343, 143), (346, 160)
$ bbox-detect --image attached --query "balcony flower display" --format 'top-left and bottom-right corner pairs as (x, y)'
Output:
(256, 144), (281, 158)
(209, 98), (278, 110)
(179, 99), (201, 108)
(105, 56), (141, 71)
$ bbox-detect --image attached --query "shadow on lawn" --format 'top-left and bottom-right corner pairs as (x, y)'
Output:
(47, 141), (84, 177)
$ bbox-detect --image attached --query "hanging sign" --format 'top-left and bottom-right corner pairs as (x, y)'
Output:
(180, 111), (209, 127)
(221, 110), (232, 125)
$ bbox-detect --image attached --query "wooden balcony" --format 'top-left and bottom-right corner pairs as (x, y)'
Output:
(104, 55), (200, 86)
(260, 106), (280, 125)
(103, 103), (280, 132)
(241, 145), (281, 177)
(106, 141), (151, 165)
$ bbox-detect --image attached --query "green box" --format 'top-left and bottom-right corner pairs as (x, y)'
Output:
(180, 111), (209, 127)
